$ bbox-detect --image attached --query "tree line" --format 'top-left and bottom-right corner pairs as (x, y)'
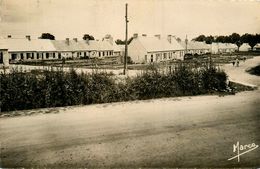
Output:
(193, 33), (260, 50)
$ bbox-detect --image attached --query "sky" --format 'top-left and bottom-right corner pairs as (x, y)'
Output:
(0, 0), (260, 41)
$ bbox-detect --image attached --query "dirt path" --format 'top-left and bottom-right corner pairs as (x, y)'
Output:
(1, 57), (260, 168)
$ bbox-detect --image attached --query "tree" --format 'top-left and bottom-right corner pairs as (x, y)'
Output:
(39, 33), (55, 40)
(223, 36), (231, 43)
(193, 35), (206, 42)
(193, 33), (260, 51)
(215, 36), (225, 43)
(248, 34), (258, 50)
(205, 35), (214, 44)
(235, 40), (243, 51)
(115, 39), (125, 45)
(193, 35), (214, 44)
(176, 37), (182, 43)
(115, 37), (133, 45)
(229, 33), (240, 44)
(83, 34), (95, 40)
(241, 33), (250, 43)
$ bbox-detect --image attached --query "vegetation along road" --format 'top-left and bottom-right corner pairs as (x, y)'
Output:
(1, 57), (260, 167)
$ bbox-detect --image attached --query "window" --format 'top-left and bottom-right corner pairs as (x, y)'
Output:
(21, 53), (24, 60)
(58, 53), (61, 59)
(26, 53), (30, 59)
(99, 52), (101, 57)
(151, 54), (153, 63)
(37, 53), (40, 59)
(53, 53), (56, 58)
(31, 54), (34, 59)
(11, 53), (17, 60)
(0, 52), (3, 63)
(163, 53), (167, 59)
(156, 53), (160, 61)
(46, 53), (49, 59)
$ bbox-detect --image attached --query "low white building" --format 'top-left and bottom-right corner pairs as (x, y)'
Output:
(0, 35), (122, 62)
(253, 43), (260, 51)
(211, 43), (237, 54)
(239, 43), (251, 52)
(179, 41), (211, 55)
(3, 37), (57, 61)
(128, 34), (185, 64)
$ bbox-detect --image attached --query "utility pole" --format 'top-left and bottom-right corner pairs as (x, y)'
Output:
(185, 35), (188, 54)
(123, 3), (129, 75)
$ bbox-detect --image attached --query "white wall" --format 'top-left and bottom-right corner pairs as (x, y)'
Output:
(128, 38), (147, 63)
(0, 49), (9, 68)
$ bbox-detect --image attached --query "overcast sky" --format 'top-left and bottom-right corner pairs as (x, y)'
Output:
(0, 0), (259, 40)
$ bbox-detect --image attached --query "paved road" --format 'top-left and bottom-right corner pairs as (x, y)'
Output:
(1, 57), (260, 168)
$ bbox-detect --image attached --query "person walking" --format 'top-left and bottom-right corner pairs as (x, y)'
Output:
(236, 58), (239, 67)
(243, 56), (246, 62)
(232, 60), (235, 66)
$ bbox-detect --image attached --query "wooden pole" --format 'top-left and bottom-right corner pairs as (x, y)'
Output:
(123, 3), (128, 75)
(185, 35), (188, 55)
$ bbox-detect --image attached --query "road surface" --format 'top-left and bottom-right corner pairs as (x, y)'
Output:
(0, 57), (260, 167)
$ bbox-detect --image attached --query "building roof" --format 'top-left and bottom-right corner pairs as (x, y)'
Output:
(0, 38), (56, 52)
(113, 44), (123, 52)
(0, 39), (8, 49)
(211, 43), (237, 49)
(254, 43), (260, 49)
(134, 36), (184, 52)
(0, 38), (116, 52)
(239, 43), (251, 51)
(180, 41), (211, 50)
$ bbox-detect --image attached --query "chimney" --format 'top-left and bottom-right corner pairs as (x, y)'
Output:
(26, 35), (31, 41)
(104, 34), (113, 45)
(73, 38), (78, 42)
(133, 33), (138, 39)
(7, 35), (12, 38)
(142, 34), (147, 37)
(66, 38), (70, 45)
(85, 38), (89, 44)
(154, 34), (161, 40)
(167, 35), (172, 43)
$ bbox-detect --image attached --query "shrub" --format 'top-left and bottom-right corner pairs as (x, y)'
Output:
(246, 65), (260, 76)
(201, 66), (227, 92)
(0, 62), (230, 112)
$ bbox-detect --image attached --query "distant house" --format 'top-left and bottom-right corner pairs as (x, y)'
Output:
(0, 35), (121, 62)
(253, 43), (260, 51)
(128, 34), (185, 64)
(239, 43), (251, 52)
(179, 41), (211, 55)
(211, 43), (237, 54)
